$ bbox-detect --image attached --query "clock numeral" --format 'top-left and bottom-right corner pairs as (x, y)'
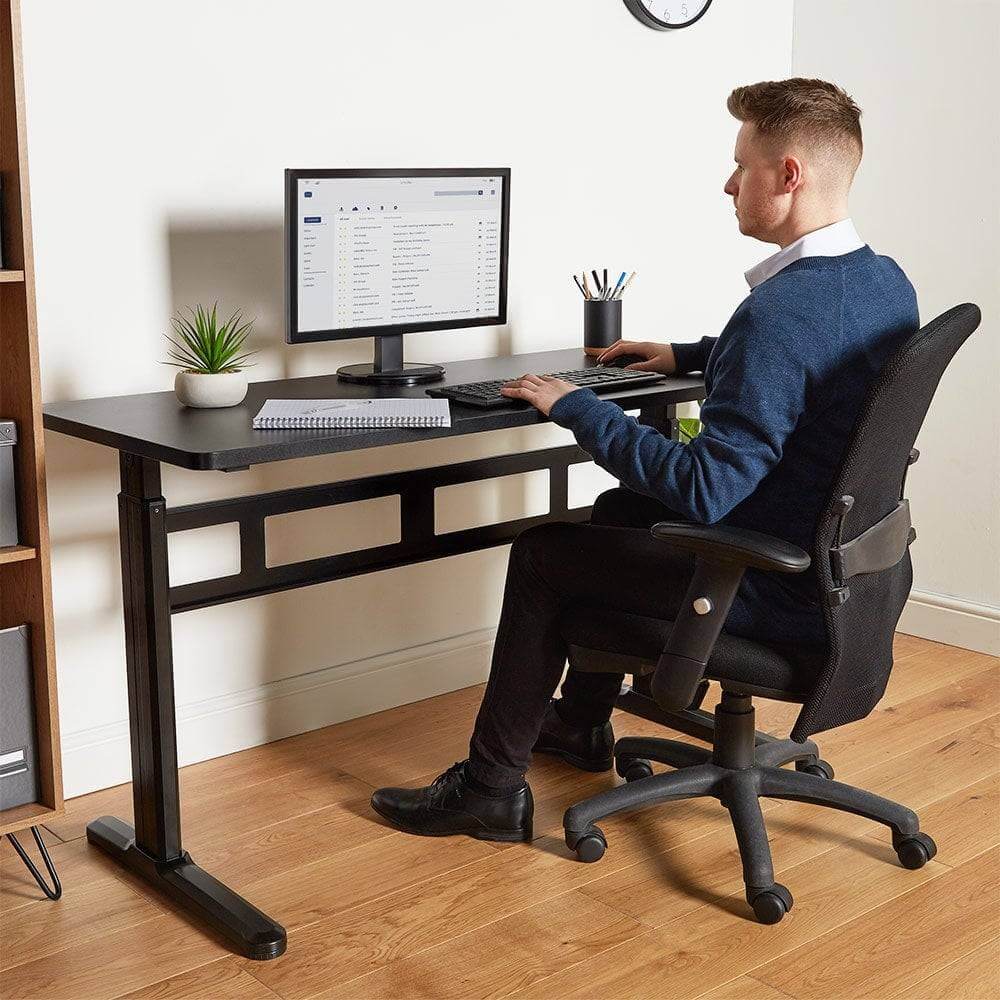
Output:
(681, 3), (689, 15)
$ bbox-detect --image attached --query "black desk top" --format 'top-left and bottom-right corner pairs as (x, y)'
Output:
(43, 348), (705, 471)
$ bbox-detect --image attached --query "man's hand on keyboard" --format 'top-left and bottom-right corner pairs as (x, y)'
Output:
(596, 340), (677, 374)
(500, 374), (580, 416)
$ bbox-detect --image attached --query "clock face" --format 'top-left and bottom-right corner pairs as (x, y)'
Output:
(625, 0), (713, 30)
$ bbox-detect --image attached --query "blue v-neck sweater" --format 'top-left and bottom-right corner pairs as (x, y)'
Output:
(549, 246), (919, 644)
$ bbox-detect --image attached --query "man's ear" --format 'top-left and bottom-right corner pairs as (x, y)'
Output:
(782, 156), (804, 193)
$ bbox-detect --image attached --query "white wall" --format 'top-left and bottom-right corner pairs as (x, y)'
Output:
(23, 1), (795, 796)
(793, 0), (1000, 654)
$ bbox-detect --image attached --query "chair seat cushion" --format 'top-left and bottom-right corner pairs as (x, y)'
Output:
(560, 605), (825, 700)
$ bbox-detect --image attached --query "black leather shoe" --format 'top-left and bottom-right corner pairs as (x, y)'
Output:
(370, 762), (533, 842)
(532, 700), (614, 772)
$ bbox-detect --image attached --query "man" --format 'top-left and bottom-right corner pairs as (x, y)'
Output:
(371, 79), (918, 841)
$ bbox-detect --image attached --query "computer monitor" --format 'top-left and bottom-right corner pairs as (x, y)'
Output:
(285, 167), (510, 385)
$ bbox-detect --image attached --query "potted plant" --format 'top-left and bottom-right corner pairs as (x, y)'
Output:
(164, 304), (257, 408)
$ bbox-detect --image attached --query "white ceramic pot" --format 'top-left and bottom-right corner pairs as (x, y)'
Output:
(174, 370), (248, 409)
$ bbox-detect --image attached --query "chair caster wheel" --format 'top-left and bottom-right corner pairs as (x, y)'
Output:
(894, 831), (937, 869)
(617, 759), (654, 783)
(748, 883), (793, 924)
(796, 759), (835, 780)
(567, 826), (607, 863)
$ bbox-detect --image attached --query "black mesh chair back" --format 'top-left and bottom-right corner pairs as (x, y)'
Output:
(791, 303), (982, 741)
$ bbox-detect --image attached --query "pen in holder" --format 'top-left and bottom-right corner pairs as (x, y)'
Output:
(584, 297), (622, 352)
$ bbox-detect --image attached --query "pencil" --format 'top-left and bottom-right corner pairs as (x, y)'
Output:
(573, 274), (587, 298)
(582, 272), (593, 299)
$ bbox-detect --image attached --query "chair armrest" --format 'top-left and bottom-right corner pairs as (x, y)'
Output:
(645, 523), (809, 712)
(650, 522), (811, 574)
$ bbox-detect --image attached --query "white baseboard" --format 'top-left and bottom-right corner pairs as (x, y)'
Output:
(60, 628), (496, 800)
(898, 590), (1000, 656)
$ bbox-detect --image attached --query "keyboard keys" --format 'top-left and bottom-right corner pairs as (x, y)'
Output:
(427, 366), (666, 409)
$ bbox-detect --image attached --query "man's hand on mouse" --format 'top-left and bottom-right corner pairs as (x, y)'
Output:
(595, 340), (677, 374)
(500, 374), (580, 415)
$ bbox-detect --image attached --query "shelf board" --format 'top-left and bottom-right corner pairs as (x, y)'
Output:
(0, 544), (37, 565)
(0, 800), (62, 837)
(0, 270), (26, 283)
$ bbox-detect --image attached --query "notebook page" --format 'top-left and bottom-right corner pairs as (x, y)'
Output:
(252, 397), (450, 428)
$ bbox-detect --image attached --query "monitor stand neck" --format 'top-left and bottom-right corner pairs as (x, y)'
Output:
(336, 333), (444, 386)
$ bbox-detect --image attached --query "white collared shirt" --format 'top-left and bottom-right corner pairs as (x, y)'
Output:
(744, 218), (866, 289)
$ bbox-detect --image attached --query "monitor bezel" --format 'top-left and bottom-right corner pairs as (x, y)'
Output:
(285, 167), (511, 345)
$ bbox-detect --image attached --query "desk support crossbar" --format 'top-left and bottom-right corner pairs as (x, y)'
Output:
(166, 444), (593, 613)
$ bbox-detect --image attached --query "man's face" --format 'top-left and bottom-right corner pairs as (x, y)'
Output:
(723, 122), (791, 242)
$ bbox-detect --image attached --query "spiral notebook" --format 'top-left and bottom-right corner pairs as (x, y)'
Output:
(252, 397), (451, 429)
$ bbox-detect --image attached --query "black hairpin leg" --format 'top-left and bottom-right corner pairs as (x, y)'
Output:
(5, 826), (62, 901)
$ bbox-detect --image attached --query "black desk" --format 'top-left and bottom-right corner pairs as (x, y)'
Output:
(44, 348), (705, 960)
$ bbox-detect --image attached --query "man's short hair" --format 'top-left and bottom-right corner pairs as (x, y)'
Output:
(728, 78), (863, 167)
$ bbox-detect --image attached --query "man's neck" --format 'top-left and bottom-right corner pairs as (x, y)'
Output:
(774, 211), (851, 250)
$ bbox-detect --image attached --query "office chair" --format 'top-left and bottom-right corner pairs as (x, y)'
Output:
(560, 304), (981, 924)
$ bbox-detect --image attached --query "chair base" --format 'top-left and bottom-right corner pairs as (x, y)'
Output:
(563, 691), (936, 924)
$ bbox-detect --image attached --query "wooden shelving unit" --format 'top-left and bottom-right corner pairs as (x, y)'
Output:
(0, 0), (63, 838)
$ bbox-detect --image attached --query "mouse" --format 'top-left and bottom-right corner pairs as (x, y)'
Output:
(602, 353), (646, 369)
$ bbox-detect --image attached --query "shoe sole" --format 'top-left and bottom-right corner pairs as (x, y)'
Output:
(533, 745), (614, 773)
(370, 801), (533, 842)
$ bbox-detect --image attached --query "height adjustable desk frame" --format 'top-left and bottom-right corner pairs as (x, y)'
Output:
(43, 349), (705, 960)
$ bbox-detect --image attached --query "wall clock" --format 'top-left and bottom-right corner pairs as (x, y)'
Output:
(624, 0), (713, 30)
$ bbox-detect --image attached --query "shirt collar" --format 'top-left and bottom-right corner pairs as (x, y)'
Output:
(744, 218), (865, 289)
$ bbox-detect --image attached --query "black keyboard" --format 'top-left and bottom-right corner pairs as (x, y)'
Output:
(427, 366), (665, 408)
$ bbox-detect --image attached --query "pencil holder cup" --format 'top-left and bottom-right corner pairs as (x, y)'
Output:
(584, 298), (622, 352)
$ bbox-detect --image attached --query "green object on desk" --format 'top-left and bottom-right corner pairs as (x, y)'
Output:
(677, 416), (702, 443)
(163, 303), (257, 375)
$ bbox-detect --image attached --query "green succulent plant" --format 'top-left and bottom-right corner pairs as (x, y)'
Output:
(163, 303), (257, 375)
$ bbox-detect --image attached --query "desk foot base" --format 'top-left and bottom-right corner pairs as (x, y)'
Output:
(86, 816), (287, 961)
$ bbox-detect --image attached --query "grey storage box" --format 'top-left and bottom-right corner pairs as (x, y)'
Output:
(0, 419), (18, 546)
(0, 625), (39, 810)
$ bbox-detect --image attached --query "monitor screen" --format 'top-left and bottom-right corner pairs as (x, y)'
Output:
(285, 168), (510, 344)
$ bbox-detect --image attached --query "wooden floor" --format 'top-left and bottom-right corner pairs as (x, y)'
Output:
(1, 634), (998, 1000)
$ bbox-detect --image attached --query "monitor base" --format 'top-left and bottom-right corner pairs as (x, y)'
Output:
(337, 362), (445, 387)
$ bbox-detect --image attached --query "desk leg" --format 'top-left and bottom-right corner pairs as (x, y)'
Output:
(87, 453), (287, 961)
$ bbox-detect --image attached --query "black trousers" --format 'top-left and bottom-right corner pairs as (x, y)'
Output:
(467, 487), (696, 789)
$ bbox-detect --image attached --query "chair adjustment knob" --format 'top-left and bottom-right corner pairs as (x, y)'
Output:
(693, 597), (713, 616)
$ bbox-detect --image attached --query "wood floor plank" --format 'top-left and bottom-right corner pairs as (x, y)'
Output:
(316, 890), (643, 999)
(236, 826), (500, 931)
(806, 667), (999, 774)
(1, 871), (160, 972)
(0, 911), (230, 1000)
(45, 763), (369, 848)
(893, 938), (1000, 1000)
(1, 838), (113, 915)
(508, 843), (948, 998)
(754, 848), (1000, 999)
(194, 794), (395, 886)
(118, 957), (282, 1000)
(963, 713), (1000, 748)
(878, 644), (998, 708)
(696, 976), (793, 1000)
